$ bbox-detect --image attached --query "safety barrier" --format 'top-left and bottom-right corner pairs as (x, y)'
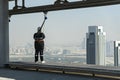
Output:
(5, 62), (120, 79)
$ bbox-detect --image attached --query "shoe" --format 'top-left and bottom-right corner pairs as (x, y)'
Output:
(35, 61), (39, 64)
(41, 61), (45, 64)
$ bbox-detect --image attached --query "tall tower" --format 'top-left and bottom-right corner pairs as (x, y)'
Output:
(86, 26), (106, 65)
(114, 41), (120, 66)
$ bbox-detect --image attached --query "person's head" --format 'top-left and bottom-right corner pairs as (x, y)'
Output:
(37, 27), (41, 32)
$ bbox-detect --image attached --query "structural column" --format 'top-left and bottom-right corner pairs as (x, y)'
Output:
(0, 0), (9, 67)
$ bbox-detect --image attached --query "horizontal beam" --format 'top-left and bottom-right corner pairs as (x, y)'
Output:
(9, 0), (120, 15)
(6, 62), (120, 79)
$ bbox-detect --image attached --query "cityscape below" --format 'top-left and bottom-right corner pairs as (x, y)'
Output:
(10, 25), (115, 66)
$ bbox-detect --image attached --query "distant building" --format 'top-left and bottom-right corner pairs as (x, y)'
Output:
(86, 26), (106, 65)
(114, 41), (120, 66)
(106, 41), (114, 57)
(81, 38), (86, 49)
(63, 49), (71, 54)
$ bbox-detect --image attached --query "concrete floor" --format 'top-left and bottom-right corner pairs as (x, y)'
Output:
(0, 68), (110, 80)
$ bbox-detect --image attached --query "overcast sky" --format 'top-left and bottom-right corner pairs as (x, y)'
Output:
(9, 0), (120, 47)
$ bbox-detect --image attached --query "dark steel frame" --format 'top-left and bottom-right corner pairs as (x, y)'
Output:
(9, 0), (120, 15)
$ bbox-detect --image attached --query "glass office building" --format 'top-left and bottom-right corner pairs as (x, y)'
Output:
(86, 26), (106, 65)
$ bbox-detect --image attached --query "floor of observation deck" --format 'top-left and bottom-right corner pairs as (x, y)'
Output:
(0, 68), (112, 80)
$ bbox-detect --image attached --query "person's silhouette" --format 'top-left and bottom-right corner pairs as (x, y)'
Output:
(33, 27), (45, 63)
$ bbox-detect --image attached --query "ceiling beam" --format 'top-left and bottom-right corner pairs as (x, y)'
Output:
(9, 0), (120, 15)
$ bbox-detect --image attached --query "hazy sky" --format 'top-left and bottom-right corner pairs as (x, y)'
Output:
(9, 0), (120, 47)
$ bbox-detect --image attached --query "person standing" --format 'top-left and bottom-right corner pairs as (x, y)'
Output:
(33, 27), (45, 63)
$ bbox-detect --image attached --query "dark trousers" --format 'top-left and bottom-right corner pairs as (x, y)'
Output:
(34, 41), (44, 62)
(35, 49), (44, 62)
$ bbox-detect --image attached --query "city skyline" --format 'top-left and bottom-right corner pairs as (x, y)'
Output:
(9, 39), (114, 66)
(9, 25), (114, 66)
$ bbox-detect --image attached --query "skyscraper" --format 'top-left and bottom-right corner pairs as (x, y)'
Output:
(86, 26), (106, 65)
(114, 41), (120, 66)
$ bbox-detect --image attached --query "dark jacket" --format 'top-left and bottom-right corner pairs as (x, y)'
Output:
(33, 32), (45, 50)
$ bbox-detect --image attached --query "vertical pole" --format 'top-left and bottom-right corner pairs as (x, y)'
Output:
(13, 0), (18, 10)
(22, 0), (25, 8)
(15, 0), (18, 7)
(0, 0), (9, 67)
